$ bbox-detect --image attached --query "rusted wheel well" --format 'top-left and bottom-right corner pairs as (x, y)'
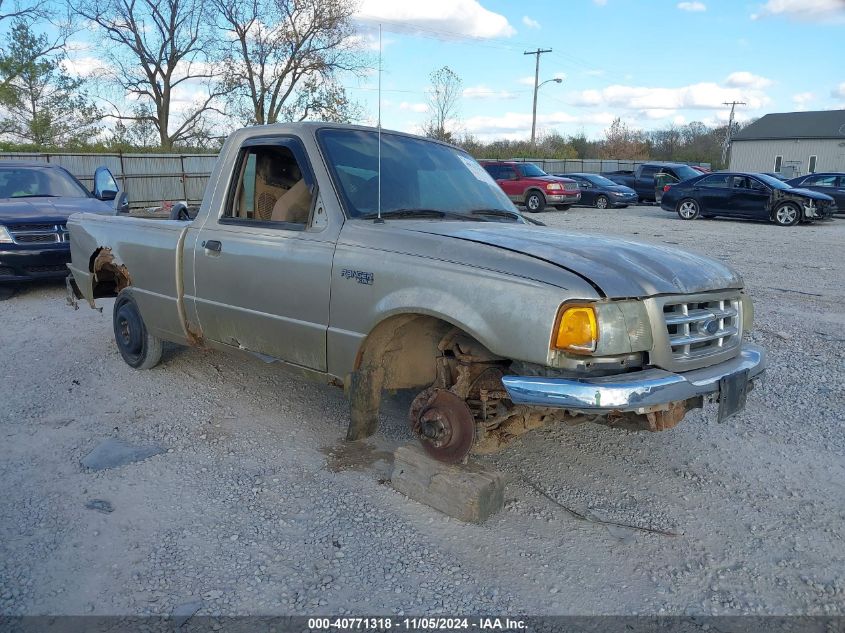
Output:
(346, 314), (496, 441)
(89, 247), (132, 299)
(354, 314), (480, 391)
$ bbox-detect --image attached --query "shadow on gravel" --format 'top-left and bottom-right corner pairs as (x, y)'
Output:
(321, 441), (393, 475)
(0, 279), (66, 300)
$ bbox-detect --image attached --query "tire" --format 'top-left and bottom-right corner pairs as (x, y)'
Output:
(773, 201), (801, 227)
(524, 191), (546, 213)
(555, 205), (571, 211)
(595, 195), (609, 209)
(677, 198), (700, 220)
(113, 292), (163, 369)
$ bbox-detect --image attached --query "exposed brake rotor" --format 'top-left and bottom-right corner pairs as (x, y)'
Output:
(409, 388), (475, 464)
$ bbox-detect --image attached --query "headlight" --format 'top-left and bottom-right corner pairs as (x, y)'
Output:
(740, 292), (754, 331)
(552, 301), (653, 356)
(546, 183), (563, 191)
(554, 305), (597, 352)
(0, 225), (12, 243)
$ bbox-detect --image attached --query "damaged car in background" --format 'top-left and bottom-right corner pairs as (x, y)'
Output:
(662, 171), (837, 226)
(65, 123), (766, 464)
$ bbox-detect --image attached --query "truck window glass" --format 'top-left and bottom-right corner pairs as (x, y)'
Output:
(317, 129), (514, 218)
(225, 145), (312, 226)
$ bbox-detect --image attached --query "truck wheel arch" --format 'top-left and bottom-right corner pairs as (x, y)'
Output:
(346, 313), (495, 441)
(89, 247), (132, 298)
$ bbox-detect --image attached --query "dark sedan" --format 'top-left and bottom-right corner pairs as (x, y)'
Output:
(785, 173), (845, 213)
(0, 163), (118, 283)
(554, 173), (638, 208)
(660, 172), (837, 227)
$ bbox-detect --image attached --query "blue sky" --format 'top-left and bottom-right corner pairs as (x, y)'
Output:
(347, 0), (845, 139)
(49, 0), (845, 140)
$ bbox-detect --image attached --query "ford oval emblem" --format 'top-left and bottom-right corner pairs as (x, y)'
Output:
(700, 319), (720, 335)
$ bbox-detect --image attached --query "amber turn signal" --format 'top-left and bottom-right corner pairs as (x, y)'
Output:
(553, 305), (598, 353)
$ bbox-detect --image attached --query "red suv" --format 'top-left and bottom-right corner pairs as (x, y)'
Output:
(480, 161), (581, 212)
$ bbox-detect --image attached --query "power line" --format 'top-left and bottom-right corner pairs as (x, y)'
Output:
(524, 48), (552, 146)
(721, 100), (746, 166)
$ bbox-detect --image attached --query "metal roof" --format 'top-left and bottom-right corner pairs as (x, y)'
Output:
(733, 110), (845, 141)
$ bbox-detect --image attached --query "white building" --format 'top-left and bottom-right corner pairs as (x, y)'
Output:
(729, 110), (845, 178)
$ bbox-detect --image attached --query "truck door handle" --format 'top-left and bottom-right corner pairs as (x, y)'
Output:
(202, 239), (222, 252)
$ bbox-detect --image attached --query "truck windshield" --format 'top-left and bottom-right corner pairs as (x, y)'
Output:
(672, 165), (701, 181)
(518, 163), (547, 177)
(317, 129), (516, 219)
(0, 167), (90, 199)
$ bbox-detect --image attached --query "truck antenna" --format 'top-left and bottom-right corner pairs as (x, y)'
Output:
(375, 23), (384, 224)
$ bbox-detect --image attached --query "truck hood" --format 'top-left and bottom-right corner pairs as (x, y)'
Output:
(406, 223), (743, 298)
(0, 197), (112, 224)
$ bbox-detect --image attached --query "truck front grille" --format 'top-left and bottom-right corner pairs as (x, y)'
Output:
(7, 223), (68, 244)
(662, 296), (741, 361)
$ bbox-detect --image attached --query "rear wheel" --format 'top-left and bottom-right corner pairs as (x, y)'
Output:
(773, 202), (801, 226)
(677, 198), (700, 220)
(525, 191), (546, 213)
(595, 195), (609, 209)
(113, 293), (162, 369)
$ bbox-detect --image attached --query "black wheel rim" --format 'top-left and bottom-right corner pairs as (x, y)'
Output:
(115, 302), (144, 363)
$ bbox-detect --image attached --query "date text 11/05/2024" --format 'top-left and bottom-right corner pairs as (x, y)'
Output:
(307, 617), (527, 630)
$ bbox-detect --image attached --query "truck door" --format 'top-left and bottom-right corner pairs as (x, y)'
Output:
(191, 136), (332, 371)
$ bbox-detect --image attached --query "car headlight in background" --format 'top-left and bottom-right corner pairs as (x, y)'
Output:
(552, 300), (653, 356)
(0, 225), (12, 243)
(546, 183), (563, 191)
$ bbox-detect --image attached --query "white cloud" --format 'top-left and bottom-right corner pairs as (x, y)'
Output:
(463, 85), (516, 100)
(465, 110), (616, 139)
(571, 82), (770, 111)
(677, 2), (707, 11)
(522, 15), (540, 29)
(832, 82), (845, 99)
(724, 71), (772, 89)
(792, 92), (815, 111)
(751, 0), (845, 22)
(355, 0), (515, 38)
(399, 101), (428, 113)
(61, 55), (109, 77)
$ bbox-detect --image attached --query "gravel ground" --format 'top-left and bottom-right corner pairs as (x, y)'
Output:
(0, 205), (843, 617)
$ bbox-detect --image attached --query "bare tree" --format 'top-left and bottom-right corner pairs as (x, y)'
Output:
(423, 66), (462, 143)
(211, 0), (362, 126)
(75, 0), (224, 149)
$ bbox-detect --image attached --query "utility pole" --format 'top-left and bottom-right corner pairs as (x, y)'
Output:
(721, 100), (746, 167)
(525, 48), (552, 146)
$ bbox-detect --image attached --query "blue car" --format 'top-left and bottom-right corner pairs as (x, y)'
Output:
(0, 163), (123, 283)
(555, 173), (638, 209)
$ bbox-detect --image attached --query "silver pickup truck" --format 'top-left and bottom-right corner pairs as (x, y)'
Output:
(66, 123), (765, 463)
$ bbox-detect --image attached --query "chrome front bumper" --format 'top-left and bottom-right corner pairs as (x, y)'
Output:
(501, 343), (765, 412)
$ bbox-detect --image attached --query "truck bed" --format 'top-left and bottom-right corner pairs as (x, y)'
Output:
(67, 213), (192, 342)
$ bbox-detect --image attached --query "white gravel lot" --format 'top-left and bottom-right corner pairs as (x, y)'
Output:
(0, 205), (843, 617)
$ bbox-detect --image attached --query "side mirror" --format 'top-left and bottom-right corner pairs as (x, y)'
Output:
(93, 166), (122, 202)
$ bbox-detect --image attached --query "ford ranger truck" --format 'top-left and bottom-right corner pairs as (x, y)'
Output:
(65, 123), (766, 464)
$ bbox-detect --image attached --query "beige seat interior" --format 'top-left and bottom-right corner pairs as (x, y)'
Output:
(236, 147), (312, 224)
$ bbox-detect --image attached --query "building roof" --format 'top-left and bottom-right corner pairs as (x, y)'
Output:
(733, 110), (845, 141)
